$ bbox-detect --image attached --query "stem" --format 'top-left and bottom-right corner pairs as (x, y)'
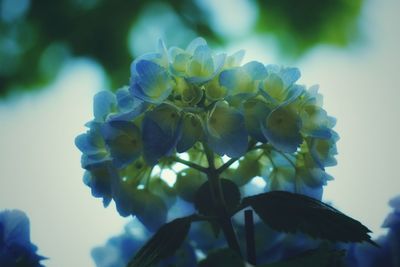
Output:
(245, 210), (256, 265)
(203, 142), (215, 170)
(216, 140), (259, 174)
(220, 217), (242, 255)
(170, 156), (208, 173)
(203, 143), (242, 256)
(217, 157), (239, 174)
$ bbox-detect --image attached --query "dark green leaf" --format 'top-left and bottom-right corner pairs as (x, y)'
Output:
(174, 168), (207, 202)
(194, 179), (241, 216)
(189, 221), (226, 251)
(127, 217), (192, 267)
(198, 248), (245, 267)
(257, 248), (345, 267)
(243, 191), (376, 245)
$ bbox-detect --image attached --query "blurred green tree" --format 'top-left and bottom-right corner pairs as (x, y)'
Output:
(0, 0), (363, 97)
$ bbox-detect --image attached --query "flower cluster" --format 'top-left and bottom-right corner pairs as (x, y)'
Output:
(346, 195), (400, 267)
(0, 210), (45, 267)
(76, 37), (338, 231)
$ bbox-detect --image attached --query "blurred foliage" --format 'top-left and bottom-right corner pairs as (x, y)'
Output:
(0, 0), (219, 97)
(255, 0), (364, 57)
(0, 0), (364, 97)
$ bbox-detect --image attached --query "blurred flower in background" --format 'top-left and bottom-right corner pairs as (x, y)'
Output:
(0, 209), (46, 267)
(346, 195), (400, 267)
(91, 218), (197, 267)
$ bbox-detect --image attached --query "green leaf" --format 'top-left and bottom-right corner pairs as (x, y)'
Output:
(194, 179), (241, 216)
(174, 168), (207, 202)
(243, 191), (376, 244)
(257, 248), (345, 267)
(127, 217), (192, 267)
(198, 248), (246, 267)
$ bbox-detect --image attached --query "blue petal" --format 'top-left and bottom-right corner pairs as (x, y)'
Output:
(284, 84), (304, 104)
(308, 128), (332, 139)
(75, 132), (102, 156)
(115, 86), (136, 112)
(262, 106), (303, 153)
(280, 67), (301, 88)
(243, 61), (267, 80)
(219, 67), (244, 91)
(219, 66), (256, 96)
(142, 104), (182, 165)
(243, 99), (271, 142)
(109, 88), (149, 121)
(310, 131), (339, 169)
(186, 45), (214, 82)
(266, 65), (301, 89)
(84, 161), (118, 207)
(91, 220), (149, 267)
(300, 103), (336, 139)
(93, 91), (116, 122)
(130, 60), (173, 103)
(389, 195), (400, 210)
(75, 122), (108, 168)
(170, 50), (191, 76)
(296, 168), (332, 199)
(101, 121), (142, 168)
(187, 49), (226, 84)
(213, 53), (226, 75)
(0, 210), (30, 247)
(206, 102), (248, 158)
(186, 37), (207, 54)
(0, 210), (46, 265)
(225, 49), (245, 67)
(176, 113), (203, 153)
(259, 73), (284, 104)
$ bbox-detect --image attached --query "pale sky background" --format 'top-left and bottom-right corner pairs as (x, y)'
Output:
(1, 0), (400, 266)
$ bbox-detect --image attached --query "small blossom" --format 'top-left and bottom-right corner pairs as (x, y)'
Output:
(142, 104), (182, 165)
(101, 120), (142, 168)
(262, 105), (303, 153)
(206, 101), (248, 158)
(130, 59), (175, 104)
(309, 130), (339, 169)
(169, 37), (226, 85)
(219, 61), (267, 97)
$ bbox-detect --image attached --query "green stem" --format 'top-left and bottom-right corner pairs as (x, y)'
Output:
(203, 143), (242, 256)
(245, 210), (256, 265)
(217, 157), (238, 174)
(170, 156), (208, 173)
(216, 139), (259, 175)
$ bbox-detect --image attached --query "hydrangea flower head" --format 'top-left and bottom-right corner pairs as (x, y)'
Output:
(76, 37), (339, 231)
